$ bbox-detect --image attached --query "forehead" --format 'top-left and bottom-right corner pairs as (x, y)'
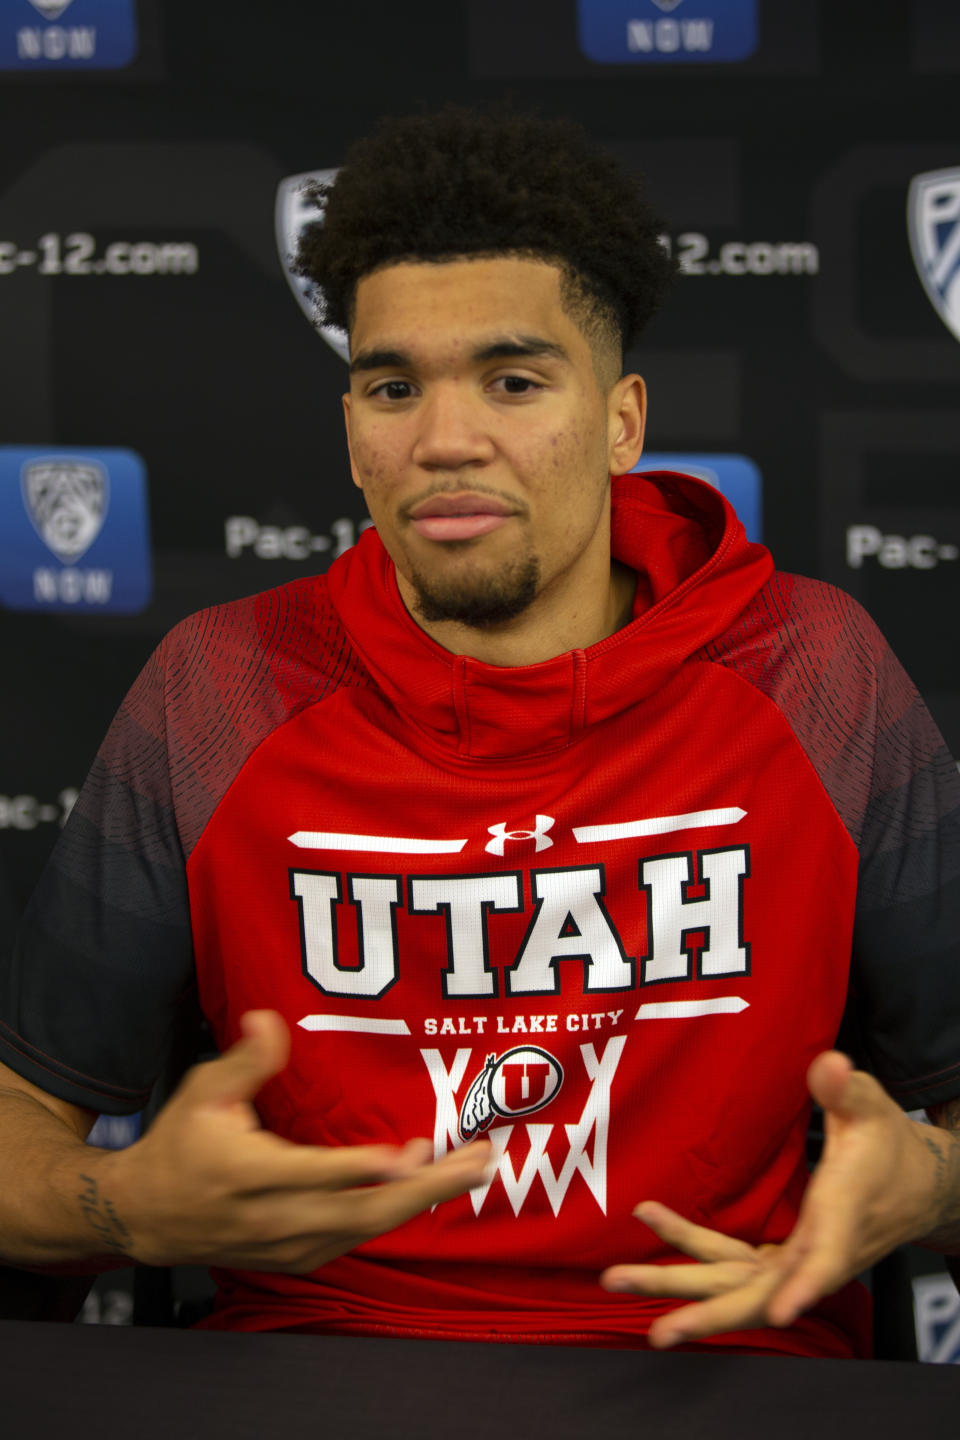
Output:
(350, 257), (584, 356)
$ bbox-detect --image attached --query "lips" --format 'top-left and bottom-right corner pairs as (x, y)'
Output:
(408, 493), (516, 542)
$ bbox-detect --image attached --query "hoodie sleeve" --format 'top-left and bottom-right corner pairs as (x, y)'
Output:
(701, 571), (960, 1111)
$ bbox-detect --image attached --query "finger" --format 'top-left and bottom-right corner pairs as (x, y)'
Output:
(235, 1135), (491, 1197)
(765, 1248), (851, 1328)
(183, 1010), (291, 1107)
(228, 1133), (466, 1192)
(230, 1136), (435, 1192)
(762, 1116), (883, 1326)
(601, 1258), (761, 1300)
(633, 1202), (758, 1264)
(235, 1142), (494, 1259)
(806, 1050), (891, 1124)
(395, 1137), (437, 1169)
(340, 1141), (494, 1230)
(646, 1264), (784, 1349)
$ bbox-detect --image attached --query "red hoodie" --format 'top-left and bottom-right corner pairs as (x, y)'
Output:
(188, 472), (873, 1354)
(10, 472), (960, 1355)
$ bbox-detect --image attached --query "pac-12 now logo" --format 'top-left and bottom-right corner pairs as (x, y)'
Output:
(908, 169), (960, 345)
(0, 448), (151, 613)
(275, 169), (349, 362)
(0, 0), (139, 69)
(578, 0), (757, 64)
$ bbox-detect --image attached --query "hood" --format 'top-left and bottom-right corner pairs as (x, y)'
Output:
(325, 471), (773, 761)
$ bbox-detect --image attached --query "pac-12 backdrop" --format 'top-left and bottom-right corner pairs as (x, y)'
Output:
(0, 0), (958, 1355)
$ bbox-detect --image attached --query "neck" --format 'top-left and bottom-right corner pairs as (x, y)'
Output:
(396, 559), (637, 667)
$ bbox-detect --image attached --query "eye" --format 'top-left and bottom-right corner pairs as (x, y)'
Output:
(493, 375), (542, 395)
(371, 380), (415, 401)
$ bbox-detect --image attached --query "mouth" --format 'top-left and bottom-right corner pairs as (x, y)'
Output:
(407, 493), (517, 543)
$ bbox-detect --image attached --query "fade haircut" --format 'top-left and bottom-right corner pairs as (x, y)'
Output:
(294, 105), (677, 371)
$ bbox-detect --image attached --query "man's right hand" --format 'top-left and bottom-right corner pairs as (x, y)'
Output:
(100, 1009), (491, 1273)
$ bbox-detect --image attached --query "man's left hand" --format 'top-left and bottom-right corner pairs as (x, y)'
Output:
(599, 1050), (952, 1348)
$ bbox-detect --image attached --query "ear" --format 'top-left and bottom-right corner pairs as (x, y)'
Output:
(607, 374), (646, 475)
(342, 392), (364, 492)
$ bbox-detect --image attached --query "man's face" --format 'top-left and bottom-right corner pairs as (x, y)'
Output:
(343, 257), (644, 631)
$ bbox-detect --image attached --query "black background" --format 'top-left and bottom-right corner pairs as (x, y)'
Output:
(1, 0), (958, 1357)
(0, 0), (957, 930)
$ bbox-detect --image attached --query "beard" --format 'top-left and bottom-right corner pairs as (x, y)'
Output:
(407, 552), (541, 627)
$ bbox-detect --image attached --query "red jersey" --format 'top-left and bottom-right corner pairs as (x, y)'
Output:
(5, 473), (960, 1357)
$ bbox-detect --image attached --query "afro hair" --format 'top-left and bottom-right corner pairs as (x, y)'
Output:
(294, 105), (677, 358)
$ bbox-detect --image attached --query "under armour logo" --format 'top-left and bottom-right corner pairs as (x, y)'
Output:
(485, 815), (555, 856)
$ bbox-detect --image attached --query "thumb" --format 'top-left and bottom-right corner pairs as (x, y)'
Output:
(184, 1009), (291, 1107)
(806, 1050), (886, 1122)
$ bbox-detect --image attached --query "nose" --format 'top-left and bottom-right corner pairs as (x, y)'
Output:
(411, 384), (496, 471)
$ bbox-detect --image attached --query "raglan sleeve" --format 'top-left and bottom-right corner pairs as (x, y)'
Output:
(0, 628), (197, 1115)
(846, 601), (960, 1112)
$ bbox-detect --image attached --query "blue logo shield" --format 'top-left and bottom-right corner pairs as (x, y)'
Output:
(908, 169), (960, 344)
(631, 454), (763, 541)
(578, 0), (757, 65)
(0, 447), (152, 613)
(275, 169), (350, 363)
(0, 0), (138, 71)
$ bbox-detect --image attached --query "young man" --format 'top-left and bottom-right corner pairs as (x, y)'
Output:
(1, 108), (959, 1358)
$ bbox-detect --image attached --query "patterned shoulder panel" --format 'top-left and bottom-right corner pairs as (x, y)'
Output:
(0, 576), (376, 1112)
(83, 574), (375, 862)
(159, 577), (374, 857)
(696, 570), (943, 852)
(698, 572), (960, 1108)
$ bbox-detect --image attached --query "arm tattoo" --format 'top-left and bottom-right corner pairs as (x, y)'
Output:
(920, 1131), (951, 1223)
(77, 1173), (132, 1256)
(923, 1098), (960, 1291)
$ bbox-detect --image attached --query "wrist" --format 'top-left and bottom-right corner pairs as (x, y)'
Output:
(907, 1118), (960, 1251)
(52, 1142), (139, 1265)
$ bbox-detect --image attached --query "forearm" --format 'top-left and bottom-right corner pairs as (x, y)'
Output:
(911, 1096), (960, 1296)
(911, 1125), (960, 1251)
(0, 1089), (131, 1269)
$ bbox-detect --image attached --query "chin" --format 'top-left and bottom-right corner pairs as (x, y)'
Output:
(409, 554), (540, 628)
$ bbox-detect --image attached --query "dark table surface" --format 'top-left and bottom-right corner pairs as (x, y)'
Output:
(3, 1319), (959, 1440)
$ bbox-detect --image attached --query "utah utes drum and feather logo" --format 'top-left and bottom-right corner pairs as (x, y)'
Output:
(458, 1046), (564, 1141)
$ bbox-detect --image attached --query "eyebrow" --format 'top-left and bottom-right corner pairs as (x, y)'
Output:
(348, 335), (571, 374)
(349, 348), (408, 374)
(473, 336), (570, 365)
